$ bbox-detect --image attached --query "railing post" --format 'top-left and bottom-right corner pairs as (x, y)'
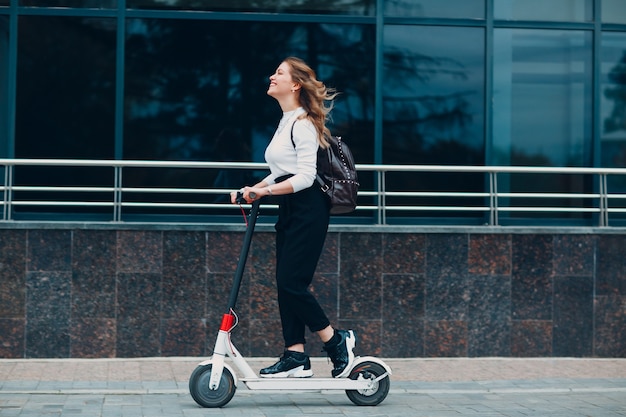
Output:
(599, 173), (608, 227)
(377, 170), (386, 225)
(489, 171), (499, 226)
(3, 165), (13, 221)
(113, 165), (123, 222)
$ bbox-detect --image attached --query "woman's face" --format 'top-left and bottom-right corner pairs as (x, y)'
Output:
(267, 61), (296, 99)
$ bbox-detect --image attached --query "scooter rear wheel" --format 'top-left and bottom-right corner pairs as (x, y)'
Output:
(189, 364), (236, 408)
(345, 361), (390, 406)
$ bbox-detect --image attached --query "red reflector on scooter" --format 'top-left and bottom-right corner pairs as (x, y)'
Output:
(220, 313), (235, 331)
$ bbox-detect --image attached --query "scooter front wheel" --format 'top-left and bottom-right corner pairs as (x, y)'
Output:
(345, 361), (390, 406)
(189, 364), (236, 408)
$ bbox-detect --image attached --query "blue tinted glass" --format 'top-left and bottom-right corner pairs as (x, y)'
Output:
(385, 0), (484, 19)
(127, 0), (374, 15)
(16, 16), (116, 159)
(493, 29), (593, 167)
(0, 16), (7, 156)
(600, 32), (626, 168)
(495, 0), (592, 22)
(19, 0), (116, 7)
(383, 25), (485, 165)
(602, 0), (626, 24)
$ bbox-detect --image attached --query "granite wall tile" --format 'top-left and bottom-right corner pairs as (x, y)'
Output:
(117, 317), (160, 357)
(593, 295), (626, 357)
(0, 230), (26, 318)
(553, 276), (593, 356)
(207, 231), (245, 273)
(511, 320), (552, 357)
(162, 274), (207, 319)
(26, 318), (70, 358)
(116, 272), (161, 357)
(339, 233), (383, 321)
(71, 230), (117, 318)
(512, 235), (553, 320)
(25, 271), (71, 358)
(72, 272), (117, 319)
(0, 318), (25, 358)
(424, 320), (468, 357)
(72, 230), (117, 274)
(70, 318), (116, 358)
(425, 234), (469, 321)
(382, 273), (425, 357)
(553, 235), (594, 276)
(383, 233), (425, 274)
(162, 231), (206, 321)
(161, 319), (206, 357)
(248, 318), (282, 357)
(163, 231), (206, 276)
(383, 273), (425, 321)
(27, 230), (71, 272)
(382, 317), (423, 357)
(596, 235), (626, 295)
(468, 275), (511, 357)
(469, 234), (511, 275)
(117, 231), (162, 273)
(512, 234), (553, 276)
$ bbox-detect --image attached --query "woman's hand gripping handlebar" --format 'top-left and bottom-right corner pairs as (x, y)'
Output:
(231, 187), (260, 205)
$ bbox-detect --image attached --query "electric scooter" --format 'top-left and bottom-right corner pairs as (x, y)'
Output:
(189, 194), (392, 408)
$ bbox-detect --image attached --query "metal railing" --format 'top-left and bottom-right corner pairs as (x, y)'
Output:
(2, 158), (626, 226)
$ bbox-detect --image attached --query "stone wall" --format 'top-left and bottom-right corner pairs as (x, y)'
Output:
(0, 228), (624, 358)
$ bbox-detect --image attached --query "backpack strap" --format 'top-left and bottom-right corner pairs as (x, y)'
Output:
(290, 121), (329, 191)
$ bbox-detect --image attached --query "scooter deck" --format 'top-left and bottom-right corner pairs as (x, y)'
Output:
(241, 376), (381, 391)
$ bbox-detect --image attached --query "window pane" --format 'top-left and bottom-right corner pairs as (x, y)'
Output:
(493, 29), (592, 167)
(382, 25), (485, 221)
(16, 16), (116, 159)
(602, 0), (626, 24)
(494, 0), (592, 22)
(385, 0), (484, 19)
(383, 25), (485, 165)
(493, 29), (593, 223)
(600, 32), (626, 168)
(19, 0), (117, 7)
(127, 0), (374, 15)
(124, 19), (375, 208)
(0, 16), (8, 157)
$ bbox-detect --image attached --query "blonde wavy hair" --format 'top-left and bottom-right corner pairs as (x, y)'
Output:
(283, 57), (338, 149)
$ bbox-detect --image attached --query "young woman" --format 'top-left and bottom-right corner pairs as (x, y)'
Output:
(231, 57), (356, 378)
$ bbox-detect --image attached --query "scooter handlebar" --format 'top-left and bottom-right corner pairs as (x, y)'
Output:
(235, 190), (257, 204)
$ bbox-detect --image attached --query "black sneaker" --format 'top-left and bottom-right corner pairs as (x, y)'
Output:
(323, 330), (356, 378)
(259, 350), (313, 378)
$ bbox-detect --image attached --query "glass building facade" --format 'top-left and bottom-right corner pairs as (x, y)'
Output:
(1, 0), (625, 224)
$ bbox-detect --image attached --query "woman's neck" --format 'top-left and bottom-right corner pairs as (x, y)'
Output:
(277, 95), (300, 113)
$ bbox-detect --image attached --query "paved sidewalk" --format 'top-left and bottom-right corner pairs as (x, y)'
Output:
(1, 357), (625, 416)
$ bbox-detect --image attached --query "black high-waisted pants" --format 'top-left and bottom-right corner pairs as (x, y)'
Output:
(275, 180), (331, 348)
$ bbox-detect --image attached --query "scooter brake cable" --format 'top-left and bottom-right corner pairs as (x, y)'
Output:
(238, 204), (249, 227)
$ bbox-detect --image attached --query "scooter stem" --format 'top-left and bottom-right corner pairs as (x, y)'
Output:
(226, 199), (261, 311)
